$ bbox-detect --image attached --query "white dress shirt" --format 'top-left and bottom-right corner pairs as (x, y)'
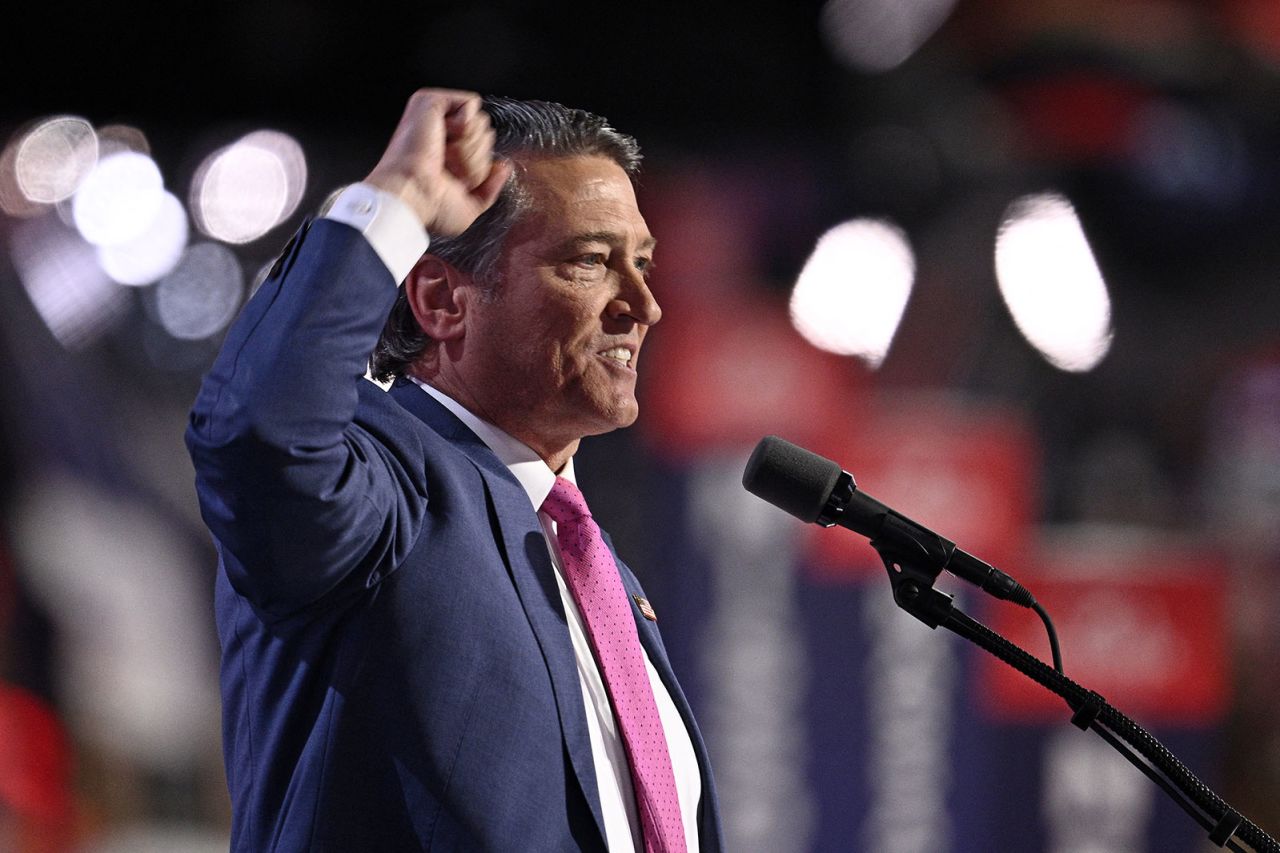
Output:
(324, 184), (701, 851)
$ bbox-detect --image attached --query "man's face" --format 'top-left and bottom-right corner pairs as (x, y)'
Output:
(459, 154), (660, 457)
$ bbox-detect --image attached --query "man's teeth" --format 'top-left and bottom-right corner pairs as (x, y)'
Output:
(602, 347), (632, 365)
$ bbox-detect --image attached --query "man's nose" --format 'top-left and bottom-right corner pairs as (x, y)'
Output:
(611, 267), (661, 326)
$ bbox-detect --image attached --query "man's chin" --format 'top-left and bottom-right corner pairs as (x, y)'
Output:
(612, 397), (641, 429)
(579, 399), (640, 437)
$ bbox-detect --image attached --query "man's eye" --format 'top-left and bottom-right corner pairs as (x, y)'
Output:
(574, 253), (606, 267)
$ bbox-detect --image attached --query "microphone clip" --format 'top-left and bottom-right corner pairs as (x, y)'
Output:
(814, 468), (958, 628)
(870, 534), (956, 630)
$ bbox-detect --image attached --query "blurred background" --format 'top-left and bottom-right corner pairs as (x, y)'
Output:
(2, 0), (1279, 850)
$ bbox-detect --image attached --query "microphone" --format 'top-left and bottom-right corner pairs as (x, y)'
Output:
(742, 435), (1035, 608)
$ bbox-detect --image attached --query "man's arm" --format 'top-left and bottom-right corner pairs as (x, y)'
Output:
(185, 89), (509, 616)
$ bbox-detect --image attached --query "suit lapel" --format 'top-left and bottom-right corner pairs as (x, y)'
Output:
(604, 532), (725, 853)
(388, 381), (608, 844)
(595, 528), (680, 709)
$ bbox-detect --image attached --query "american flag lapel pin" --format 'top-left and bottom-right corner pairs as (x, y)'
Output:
(633, 594), (657, 621)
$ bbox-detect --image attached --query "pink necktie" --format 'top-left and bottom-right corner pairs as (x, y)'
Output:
(541, 476), (688, 853)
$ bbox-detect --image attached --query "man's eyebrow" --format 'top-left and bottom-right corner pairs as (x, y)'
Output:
(558, 231), (658, 252)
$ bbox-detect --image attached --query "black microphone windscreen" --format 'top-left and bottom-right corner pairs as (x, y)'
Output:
(742, 436), (842, 523)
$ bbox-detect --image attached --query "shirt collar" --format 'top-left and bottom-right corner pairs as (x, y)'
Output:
(409, 377), (574, 509)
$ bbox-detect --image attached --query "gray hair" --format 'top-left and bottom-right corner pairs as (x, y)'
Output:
(369, 96), (642, 381)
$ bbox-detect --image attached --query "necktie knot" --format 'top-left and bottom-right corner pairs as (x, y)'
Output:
(540, 476), (592, 526)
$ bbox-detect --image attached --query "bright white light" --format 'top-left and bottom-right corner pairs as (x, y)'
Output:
(995, 193), (1113, 372)
(240, 130), (307, 221)
(72, 151), (166, 247)
(821, 0), (958, 73)
(97, 192), (189, 285)
(790, 219), (915, 368)
(10, 218), (128, 349)
(192, 130), (306, 244)
(13, 116), (99, 204)
(154, 243), (244, 339)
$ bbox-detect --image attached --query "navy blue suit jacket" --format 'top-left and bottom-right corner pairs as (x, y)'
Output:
(186, 219), (722, 851)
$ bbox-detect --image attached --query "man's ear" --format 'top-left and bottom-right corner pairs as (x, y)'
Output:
(404, 254), (470, 341)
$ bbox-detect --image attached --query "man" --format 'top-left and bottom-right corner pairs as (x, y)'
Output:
(186, 88), (722, 851)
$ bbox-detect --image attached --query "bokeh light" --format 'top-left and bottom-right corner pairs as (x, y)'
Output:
(1, 134), (46, 218)
(97, 192), (190, 286)
(995, 193), (1113, 373)
(191, 131), (307, 244)
(240, 130), (307, 222)
(72, 150), (166, 247)
(97, 124), (152, 158)
(10, 217), (129, 349)
(821, 0), (958, 73)
(153, 243), (244, 340)
(790, 218), (916, 368)
(12, 116), (98, 204)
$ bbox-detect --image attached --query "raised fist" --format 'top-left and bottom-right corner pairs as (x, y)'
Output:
(364, 88), (512, 237)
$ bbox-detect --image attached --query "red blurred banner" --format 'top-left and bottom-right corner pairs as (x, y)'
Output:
(0, 683), (76, 849)
(804, 393), (1039, 584)
(640, 298), (861, 460)
(978, 535), (1230, 727)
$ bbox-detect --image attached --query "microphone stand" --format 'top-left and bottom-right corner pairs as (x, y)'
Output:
(871, 535), (1280, 853)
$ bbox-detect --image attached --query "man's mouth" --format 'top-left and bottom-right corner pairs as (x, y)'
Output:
(600, 346), (634, 369)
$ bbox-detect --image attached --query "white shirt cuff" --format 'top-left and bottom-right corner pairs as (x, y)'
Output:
(323, 183), (429, 285)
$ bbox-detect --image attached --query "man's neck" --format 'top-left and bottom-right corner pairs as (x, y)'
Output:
(408, 376), (577, 473)
(408, 372), (578, 472)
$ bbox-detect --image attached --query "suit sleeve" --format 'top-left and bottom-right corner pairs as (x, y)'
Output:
(185, 219), (427, 617)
